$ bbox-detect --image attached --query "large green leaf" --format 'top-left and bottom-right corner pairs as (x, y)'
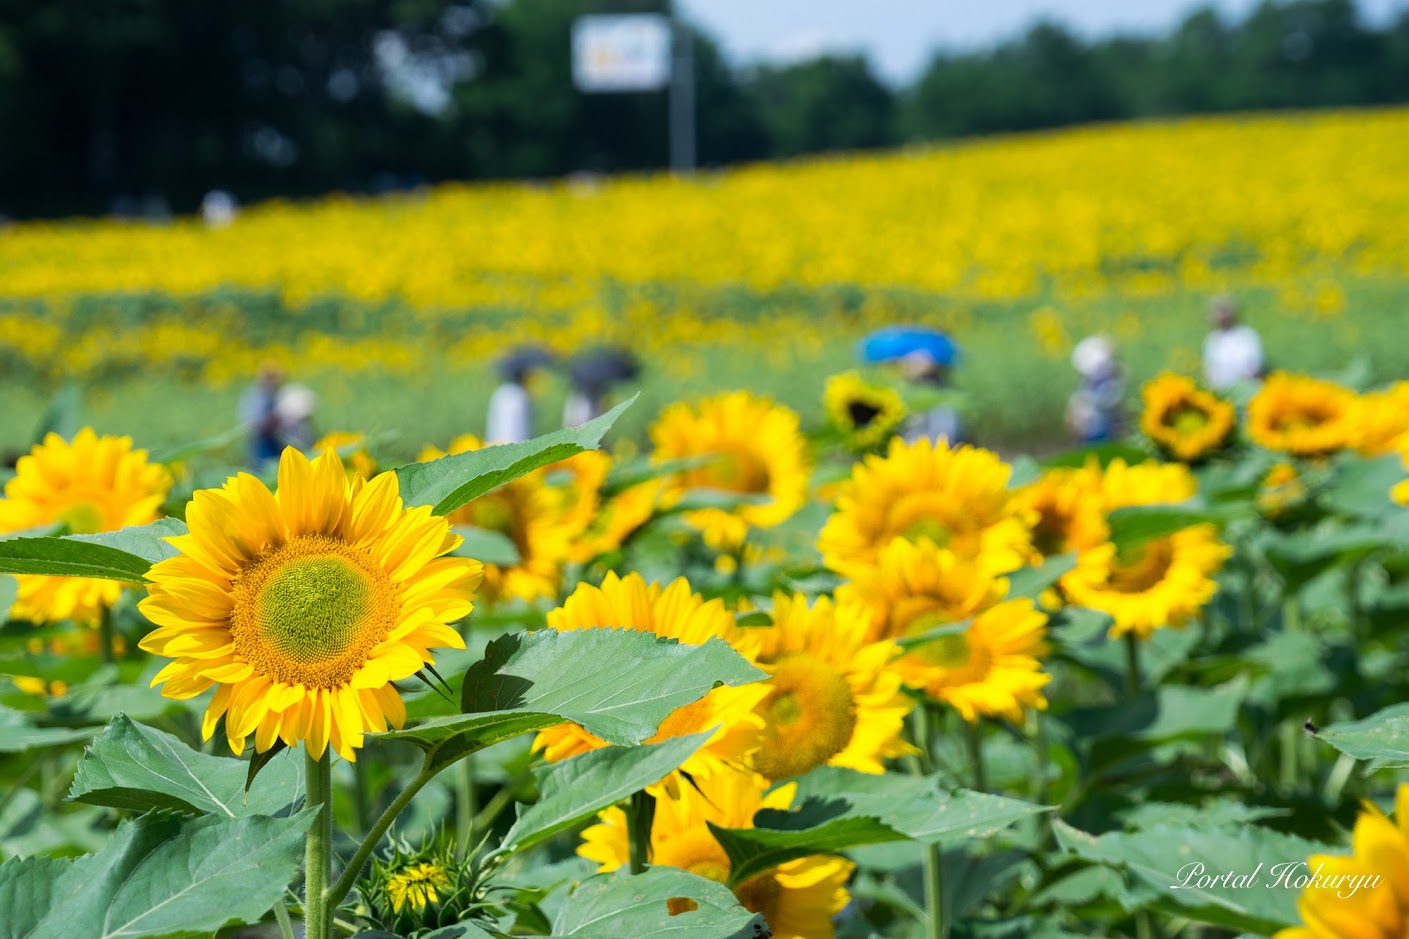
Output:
(711, 768), (1046, 887)
(450, 526), (520, 566)
(68, 715), (304, 817)
(66, 518), (188, 565)
(1058, 681), (1245, 743)
(396, 397), (634, 515)
(1006, 553), (1076, 600)
(0, 706), (95, 753)
(0, 808), (315, 939)
(551, 867), (767, 939)
(503, 732), (710, 853)
(1314, 702), (1409, 767)
(1054, 820), (1327, 933)
(1106, 504), (1237, 554)
(1324, 454), (1405, 518)
(0, 537), (154, 583)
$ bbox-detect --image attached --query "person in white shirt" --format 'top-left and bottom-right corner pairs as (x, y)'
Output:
(1203, 294), (1264, 391)
(486, 378), (532, 444)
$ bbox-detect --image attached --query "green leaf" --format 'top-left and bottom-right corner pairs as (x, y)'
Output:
(0, 809), (315, 939)
(1059, 680), (1246, 743)
(1324, 453), (1405, 518)
(1106, 504), (1235, 554)
(1041, 443), (1151, 470)
(711, 768), (1046, 887)
(0, 537), (154, 583)
(504, 732), (711, 853)
(378, 628), (762, 760)
(396, 397), (635, 515)
(1006, 553), (1076, 600)
(0, 706), (95, 753)
(66, 518), (188, 565)
(450, 526), (521, 567)
(551, 866), (767, 939)
(69, 715), (304, 817)
(0, 576), (17, 621)
(1314, 702), (1409, 767)
(1054, 820), (1327, 932)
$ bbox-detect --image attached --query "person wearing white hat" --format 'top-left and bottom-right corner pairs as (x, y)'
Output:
(1066, 336), (1125, 444)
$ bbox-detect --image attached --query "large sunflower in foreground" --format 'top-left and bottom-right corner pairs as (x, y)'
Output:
(818, 437), (1033, 578)
(532, 573), (767, 780)
(1011, 464), (1108, 561)
(744, 593), (914, 781)
(579, 769), (855, 939)
(823, 371), (907, 451)
(420, 435), (573, 604)
(838, 538), (1008, 644)
(650, 391), (810, 550)
(1060, 459), (1231, 639)
(0, 429), (172, 625)
(139, 447), (482, 761)
(1274, 783), (1409, 939)
(1139, 373), (1236, 463)
(1247, 373), (1361, 456)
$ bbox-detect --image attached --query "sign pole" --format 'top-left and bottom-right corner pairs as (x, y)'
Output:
(669, 18), (695, 173)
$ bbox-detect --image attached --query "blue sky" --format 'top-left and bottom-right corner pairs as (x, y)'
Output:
(677, 0), (1409, 85)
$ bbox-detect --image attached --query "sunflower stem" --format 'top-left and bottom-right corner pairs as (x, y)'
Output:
(326, 757), (438, 913)
(1122, 633), (1142, 700)
(304, 750), (333, 939)
(98, 605), (116, 665)
(455, 756), (477, 860)
(627, 789), (654, 874)
(965, 719), (987, 793)
(273, 899), (295, 939)
(911, 701), (947, 939)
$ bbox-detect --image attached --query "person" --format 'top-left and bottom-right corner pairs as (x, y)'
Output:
(899, 350), (966, 445)
(1067, 336), (1125, 444)
(1202, 294), (1264, 390)
(275, 384), (317, 451)
(238, 362), (284, 466)
(487, 349), (551, 444)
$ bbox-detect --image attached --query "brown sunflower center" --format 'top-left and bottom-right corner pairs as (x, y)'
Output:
(230, 534), (398, 688)
(751, 653), (858, 780)
(1031, 506), (1075, 557)
(1109, 537), (1176, 593)
(734, 870), (784, 922)
(708, 449), (771, 494)
(846, 399), (882, 428)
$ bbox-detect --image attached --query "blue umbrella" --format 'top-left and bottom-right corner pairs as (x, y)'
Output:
(859, 327), (959, 366)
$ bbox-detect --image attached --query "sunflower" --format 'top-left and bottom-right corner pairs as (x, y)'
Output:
(579, 769), (855, 939)
(532, 573), (767, 779)
(1356, 382), (1409, 456)
(1274, 783), (1409, 939)
(743, 593), (914, 780)
(823, 372), (907, 450)
(1139, 373), (1236, 463)
(1247, 373), (1361, 457)
(0, 429), (172, 625)
(1060, 459), (1231, 640)
(838, 539), (1008, 644)
(419, 435), (573, 604)
(1258, 462), (1308, 518)
(554, 451), (661, 562)
(1011, 464), (1108, 560)
(650, 392), (810, 550)
(138, 447), (482, 761)
(313, 431), (377, 481)
(818, 437), (1034, 579)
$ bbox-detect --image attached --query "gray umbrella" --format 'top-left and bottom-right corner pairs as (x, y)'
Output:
(497, 345), (555, 383)
(567, 347), (641, 397)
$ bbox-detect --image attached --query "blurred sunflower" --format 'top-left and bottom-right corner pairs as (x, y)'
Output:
(139, 447), (482, 761)
(1355, 382), (1409, 456)
(0, 429), (171, 625)
(1258, 462), (1308, 518)
(419, 435), (573, 604)
(1139, 373), (1235, 463)
(314, 431), (377, 481)
(894, 598), (1051, 724)
(838, 539), (1007, 644)
(1011, 465), (1108, 560)
(579, 769), (855, 939)
(1247, 373), (1360, 456)
(1275, 783), (1409, 939)
(818, 437), (1034, 578)
(823, 371), (907, 450)
(532, 572), (767, 779)
(1060, 460), (1230, 639)
(568, 477), (661, 562)
(650, 391), (810, 550)
(744, 593), (914, 780)
(547, 449), (611, 539)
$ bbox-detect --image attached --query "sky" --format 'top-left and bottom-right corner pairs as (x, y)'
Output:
(677, 0), (1409, 85)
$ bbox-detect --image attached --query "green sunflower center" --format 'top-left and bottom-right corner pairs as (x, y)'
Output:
(1168, 404), (1209, 435)
(59, 501), (107, 535)
(709, 448), (771, 494)
(901, 516), (953, 548)
(916, 631), (972, 668)
(751, 653), (857, 780)
(230, 535), (398, 688)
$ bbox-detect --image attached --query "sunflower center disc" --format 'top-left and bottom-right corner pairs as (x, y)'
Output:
(1169, 404), (1210, 434)
(847, 399), (882, 427)
(59, 501), (106, 535)
(752, 653), (857, 780)
(258, 557), (371, 661)
(1110, 537), (1177, 593)
(916, 631), (973, 668)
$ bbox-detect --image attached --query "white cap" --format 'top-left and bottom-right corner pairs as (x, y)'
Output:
(276, 385), (316, 422)
(1071, 336), (1115, 376)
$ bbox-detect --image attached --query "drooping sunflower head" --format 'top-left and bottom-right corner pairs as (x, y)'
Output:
(1274, 783), (1409, 939)
(0, 428), (172, 625)
(838, 538), (1009, 645)
(1011, 464), (1108, 560)
(818, 437), (1034, 578)
(650, 391), (811, 550)
(744, 593), (914, 780)
(532, 572), (767, 778)
(579, 769), (855, 939)
(823, 371), (907, 450)
(1139, 373), (1236, 463)
(896, 597), (1051, 724)
(1060, 459), (1231, 640)
(1248, 373), (1361, 457)
(314, 431), (378, 481)
(419, 434), (573, 604)
(139, 447), (482, 761)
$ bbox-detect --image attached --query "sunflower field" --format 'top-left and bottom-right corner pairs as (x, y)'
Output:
(6, 108), (1409, 939)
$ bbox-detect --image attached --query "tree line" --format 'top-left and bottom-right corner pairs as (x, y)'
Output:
(1, 0), (1406, 218)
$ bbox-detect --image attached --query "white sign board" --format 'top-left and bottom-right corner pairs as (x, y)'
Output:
(572, 14), (671, 92)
